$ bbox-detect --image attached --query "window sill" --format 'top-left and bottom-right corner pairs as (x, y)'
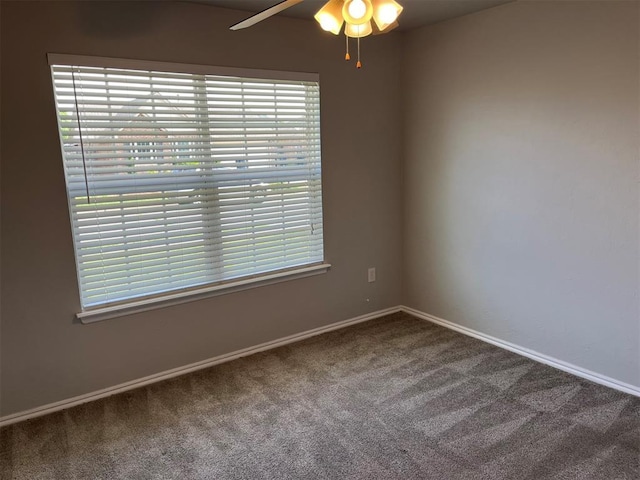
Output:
(77, 263), (331, 324)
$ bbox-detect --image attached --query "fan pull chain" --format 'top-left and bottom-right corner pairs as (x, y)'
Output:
(345, 33), (351, 61)
(356, 36), (362, 69)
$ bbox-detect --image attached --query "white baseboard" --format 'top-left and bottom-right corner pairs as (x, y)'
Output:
(0, 306), (401, 428)
(3, 304), (637, 428)
(400, 305), (640, 398)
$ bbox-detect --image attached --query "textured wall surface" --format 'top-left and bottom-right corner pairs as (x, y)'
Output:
(403, 0), (640, 388)
(0, 1), (403, 416)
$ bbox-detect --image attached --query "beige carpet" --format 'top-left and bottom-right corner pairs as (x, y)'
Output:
(1, 312), (639, 479)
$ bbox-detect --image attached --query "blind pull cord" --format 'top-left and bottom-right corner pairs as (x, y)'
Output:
(71, 68), (91, 204)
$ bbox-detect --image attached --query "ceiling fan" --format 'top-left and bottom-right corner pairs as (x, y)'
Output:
(230, 0), (404, 68)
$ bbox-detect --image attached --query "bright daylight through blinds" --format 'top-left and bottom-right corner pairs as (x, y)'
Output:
(51, 59), (323, 309)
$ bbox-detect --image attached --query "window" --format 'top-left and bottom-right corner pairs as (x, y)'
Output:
(50, 55), (326, 316)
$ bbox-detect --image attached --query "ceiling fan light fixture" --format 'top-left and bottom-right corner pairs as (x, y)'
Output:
(342, 0), (373, 26)
(234, 0), (404, 69)
(371, 0), (403, 31)
(345, 20), (373, 38)
(314, 0), (345, 35)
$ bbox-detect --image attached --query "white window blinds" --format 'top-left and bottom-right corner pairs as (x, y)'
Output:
(50, 56), (324, 309)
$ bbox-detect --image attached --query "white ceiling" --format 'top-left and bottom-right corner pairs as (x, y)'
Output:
(192, 0), (515, 31)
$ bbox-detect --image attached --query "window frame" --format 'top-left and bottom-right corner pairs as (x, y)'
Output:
(48, 54), (330, 323)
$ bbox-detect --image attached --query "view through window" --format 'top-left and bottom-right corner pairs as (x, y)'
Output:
(50, 56), (324, 309)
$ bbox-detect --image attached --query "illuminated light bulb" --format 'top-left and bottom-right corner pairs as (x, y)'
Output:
(379, 4), (399, 23)
(342, 0), (373, 25)
(317, 13), (340, 32)
(348, 0), (367, 19)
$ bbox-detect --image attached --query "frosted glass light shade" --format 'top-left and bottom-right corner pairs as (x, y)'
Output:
(314, 0), (345, 35)
(345, 20), (373, 38)
(372, 0), (403, 31)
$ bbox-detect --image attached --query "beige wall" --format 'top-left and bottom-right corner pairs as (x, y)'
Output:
(403, 0), (640, 387)
(0, 1), (403, 416)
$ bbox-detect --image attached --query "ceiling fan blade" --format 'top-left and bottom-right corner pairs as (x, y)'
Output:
(230, 0), (305, 30)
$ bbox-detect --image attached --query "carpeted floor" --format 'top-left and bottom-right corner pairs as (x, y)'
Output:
(1, 312), (639, 479)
